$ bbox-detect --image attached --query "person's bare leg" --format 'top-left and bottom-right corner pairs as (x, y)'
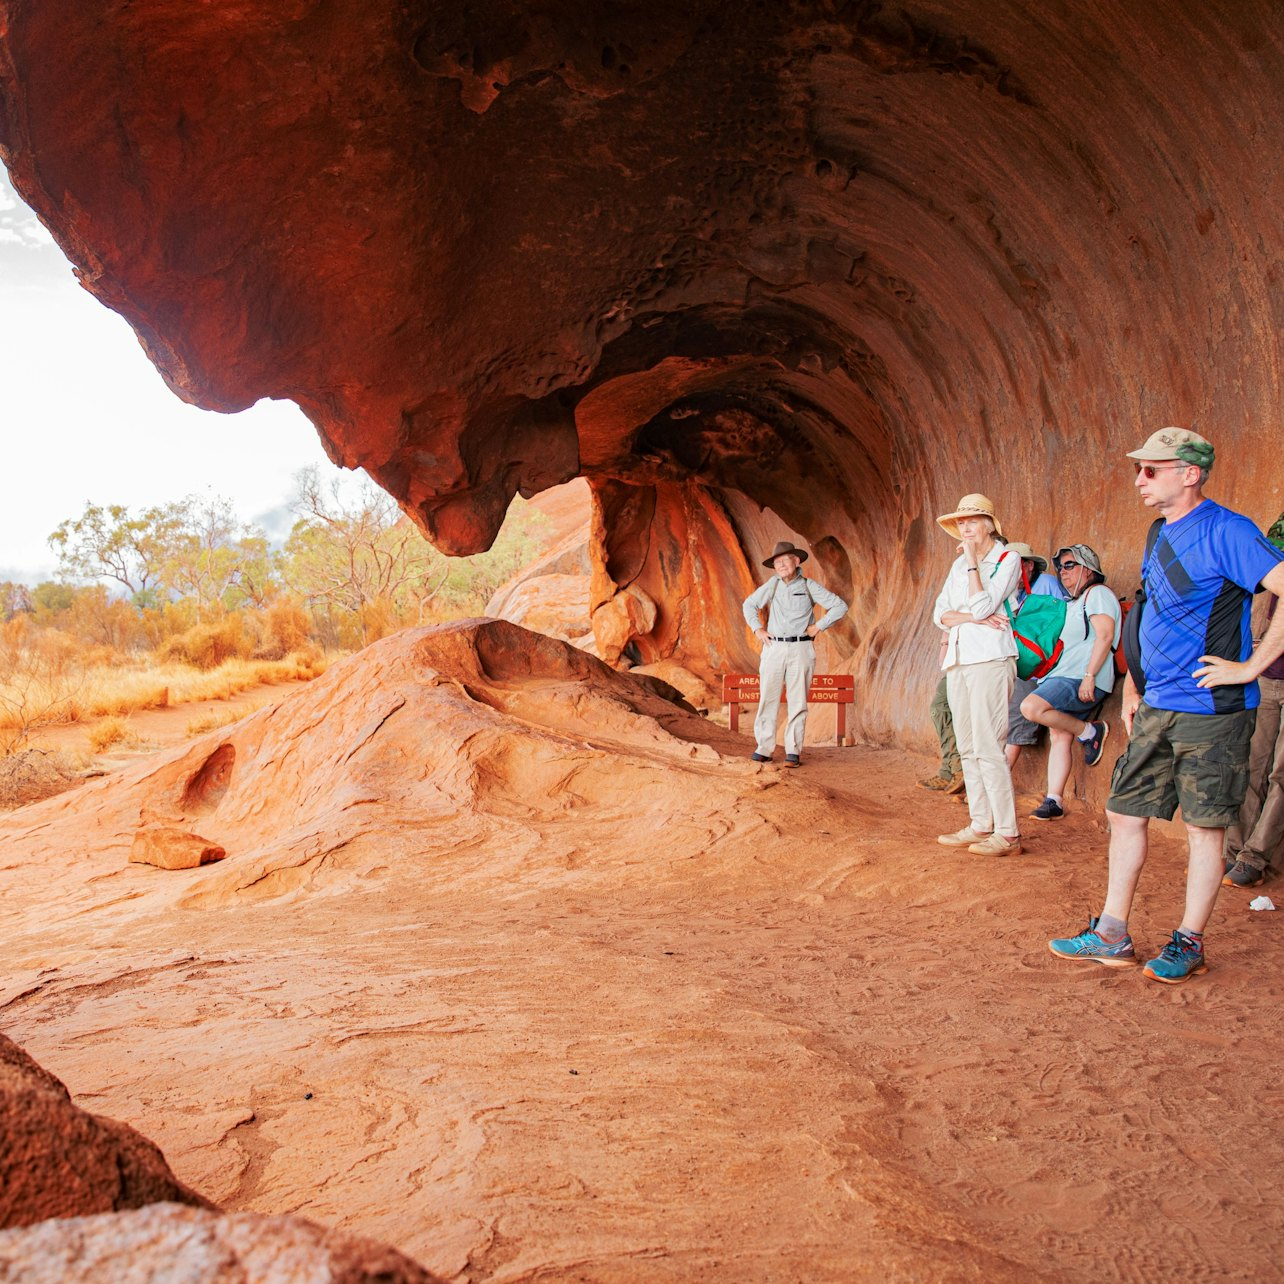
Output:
(1101, 811), (1149, 925)
(1020, 693), (1088, 739)
(1046, 728), (1073, 801)
(1005, 743), (1021, 770)
(1179, 824), (1228, 935)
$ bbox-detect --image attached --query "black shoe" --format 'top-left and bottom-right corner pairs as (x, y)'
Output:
(751, 753), (772, 763)
(1030, 796), (1065, 821)
(1082, 720), (1109, 767)
(784, 754), (801, 768)
(1223, 859), (1265, 889)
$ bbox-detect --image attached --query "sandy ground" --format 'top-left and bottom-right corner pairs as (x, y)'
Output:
(1, 625), (1281, 1281)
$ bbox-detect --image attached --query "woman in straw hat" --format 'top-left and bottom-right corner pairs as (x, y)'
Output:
(931, 494), (1024, 856)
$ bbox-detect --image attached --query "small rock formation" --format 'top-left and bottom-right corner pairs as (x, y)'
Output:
(3, 3), (1280, 746)
(130, 826), (227, 871)
(0, 1205), (442, 1284)
(486, 572), (593, 646)
(0, 620), (717, 907)
(0, 1032), (445, 1281)
(0, 1031), (212, 1228)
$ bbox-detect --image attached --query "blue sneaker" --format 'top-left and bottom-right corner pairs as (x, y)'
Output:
(1143, 931), (1208, 984)
(1081, 720), (1109, 767)
(1031, 796), (1065, 821)
(1048, 917), (1139, 968)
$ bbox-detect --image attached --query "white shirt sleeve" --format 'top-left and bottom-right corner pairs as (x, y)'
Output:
(968, 550), (1021, 620)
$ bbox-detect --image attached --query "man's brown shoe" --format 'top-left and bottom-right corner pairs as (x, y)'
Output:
(919, 774), (952, 790)
(943, 772), (966, 794)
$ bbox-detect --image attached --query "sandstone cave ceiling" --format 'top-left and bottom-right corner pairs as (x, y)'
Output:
(1, 1), (1281, 732)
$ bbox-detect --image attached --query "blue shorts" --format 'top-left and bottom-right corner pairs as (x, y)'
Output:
(1035, 675), (1109, 719)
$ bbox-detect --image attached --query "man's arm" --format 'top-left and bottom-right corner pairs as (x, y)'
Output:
(742, 581), (771, 642)
(1195, 562), (1284, 687)
(805, 580), (848, 636)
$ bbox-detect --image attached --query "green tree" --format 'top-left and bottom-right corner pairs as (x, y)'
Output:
(164, 496), (280, 617)
(49, 497), (279, 616)
(283, 467), (445, 640)
(30, 581), (76, 617)
(49, 501), (187, 600)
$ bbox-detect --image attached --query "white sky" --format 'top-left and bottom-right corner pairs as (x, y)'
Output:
(0, 169), (352, 584)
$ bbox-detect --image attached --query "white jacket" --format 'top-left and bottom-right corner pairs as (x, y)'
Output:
(931, 544), (1023, 668)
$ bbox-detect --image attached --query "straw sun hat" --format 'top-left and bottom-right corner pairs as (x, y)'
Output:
(936, 494), (1003, 541)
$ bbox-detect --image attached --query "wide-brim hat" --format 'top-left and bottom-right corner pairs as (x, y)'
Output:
(1054, 543), (1105, 582)
(1004, 542), (1048, 576)
(1126, 426), (1213, 464)
(762, 540), (809, 567)
(937, 493), (1003, 541)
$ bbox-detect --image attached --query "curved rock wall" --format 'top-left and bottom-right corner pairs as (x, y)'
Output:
(2, 1), (1281, 739)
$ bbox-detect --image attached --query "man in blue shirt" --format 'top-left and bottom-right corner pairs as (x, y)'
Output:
(1050, 428), (1284, 983)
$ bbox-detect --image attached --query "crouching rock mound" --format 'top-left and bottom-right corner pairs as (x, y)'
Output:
(0, 1032), (212, 1229)
(0, 1031), (446, 1282)
(0, 619), (761, 912)
(0, 1204), (442, 1284)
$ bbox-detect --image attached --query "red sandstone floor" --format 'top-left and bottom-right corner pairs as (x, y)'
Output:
(1, 633), (1281, 1280)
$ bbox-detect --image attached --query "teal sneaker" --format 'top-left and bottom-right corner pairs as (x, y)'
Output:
(1143, 931), (1208, 985)
(1048, 917), (1139, 968)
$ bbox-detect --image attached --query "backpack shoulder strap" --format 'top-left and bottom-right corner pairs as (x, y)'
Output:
(1136, 518), (1164, 602)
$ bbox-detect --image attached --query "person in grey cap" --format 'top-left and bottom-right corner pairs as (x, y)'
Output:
(741, 541), (849, 766)
(1019, 543), (1122, 820)
(1050, 427), (1284, 984)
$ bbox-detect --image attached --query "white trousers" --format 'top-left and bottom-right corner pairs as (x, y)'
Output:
(946, 657), (1018, 836)
(754, 641), (816, 757)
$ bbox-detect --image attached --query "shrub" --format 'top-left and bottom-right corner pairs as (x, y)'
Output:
(0, 747), (79, 809)
(157, 616), (254, 669)
(87, 715), (139, 753)
(0, 619), (85, 752)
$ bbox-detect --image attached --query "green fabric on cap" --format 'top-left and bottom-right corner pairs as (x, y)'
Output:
(1268, 511), (1284, 552)
(1174, 438), (1215, 470)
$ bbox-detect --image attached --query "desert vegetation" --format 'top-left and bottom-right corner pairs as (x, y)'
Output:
(0, 472), (549, 803)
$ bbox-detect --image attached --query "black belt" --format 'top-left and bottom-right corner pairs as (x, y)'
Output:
(769, 636), (812, 642)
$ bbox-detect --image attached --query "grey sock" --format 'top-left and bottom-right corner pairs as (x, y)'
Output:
(1096, 912), (1129, 942)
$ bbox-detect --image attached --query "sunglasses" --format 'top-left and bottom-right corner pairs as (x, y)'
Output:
(1055, 559), (1081, 571)
(1133, 462), (1190, 479)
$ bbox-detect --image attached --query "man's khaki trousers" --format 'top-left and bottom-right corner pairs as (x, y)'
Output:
(754, 640), (816, 758)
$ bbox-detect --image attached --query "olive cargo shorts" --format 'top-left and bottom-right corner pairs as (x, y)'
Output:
(1108, 703), (1256, 827)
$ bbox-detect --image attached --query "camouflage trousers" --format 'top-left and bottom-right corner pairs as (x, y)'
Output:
(1107, 703), (1256, 827)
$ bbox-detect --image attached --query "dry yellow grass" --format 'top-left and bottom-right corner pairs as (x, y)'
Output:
(86, 716), (138, 753)
(0, 650), (329, 736)
(186, 702), (267, 736)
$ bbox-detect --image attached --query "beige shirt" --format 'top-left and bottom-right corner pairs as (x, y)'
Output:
(931, 544), (1022, 668)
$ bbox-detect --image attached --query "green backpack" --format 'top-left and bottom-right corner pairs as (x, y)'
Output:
(995, 553), (1067, 680)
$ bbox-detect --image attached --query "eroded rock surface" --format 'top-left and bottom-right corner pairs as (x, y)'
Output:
(3, 2), (1280, 741)
(4, 623), (1284, 1279)
(0, 1204), (443, 1284)
(0, 1031), (212, 1228)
